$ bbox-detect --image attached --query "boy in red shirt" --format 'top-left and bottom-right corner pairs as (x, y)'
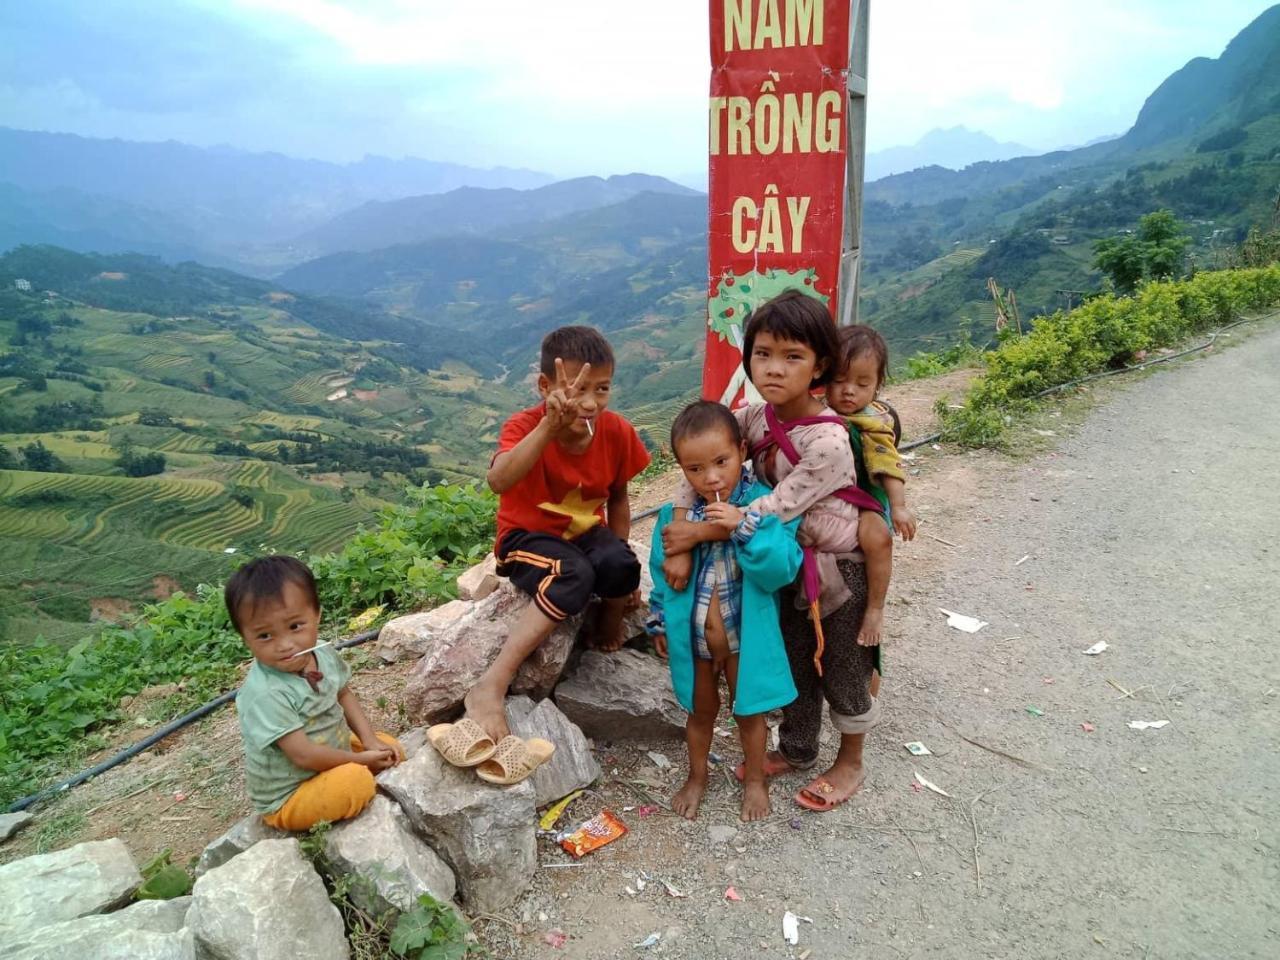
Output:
(464, 326), (650, 740)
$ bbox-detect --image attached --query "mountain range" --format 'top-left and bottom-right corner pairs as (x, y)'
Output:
(864, 127), (1037, 182)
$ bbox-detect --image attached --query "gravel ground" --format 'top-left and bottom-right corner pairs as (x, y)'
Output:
(482, 316), (1280, 960)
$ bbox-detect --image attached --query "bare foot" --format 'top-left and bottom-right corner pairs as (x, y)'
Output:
(671, 775), (707, 820)
(462, 683), (509, 742)
(740, 779), (770, 822)
(733, 751), (795, 783)
(857, 606), (884, 647)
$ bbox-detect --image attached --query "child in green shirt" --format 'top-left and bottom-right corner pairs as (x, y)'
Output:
(226, 555), (403, 831)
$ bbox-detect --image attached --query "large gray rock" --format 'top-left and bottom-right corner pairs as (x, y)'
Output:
(376, 599), (471, 663)
(325, 795), (456, 917)
(456, 553), (500, 601)
(554, 649), (685, 741)
(401, 582), (580, 723)
(186, 839), (347, 960)
(0, 838), (142, 944)
(5, 897), (194, 960)
(0, 811), (33, 842)
(506, 696), (602, 807)
(378, 744), (537, 912)
(194, 815), (289, 878)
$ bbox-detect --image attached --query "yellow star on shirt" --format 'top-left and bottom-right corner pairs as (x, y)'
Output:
(539, 486), (608, 539)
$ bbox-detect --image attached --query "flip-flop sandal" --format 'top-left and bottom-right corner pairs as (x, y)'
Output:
(475, 736), (556, 785)
(794, 777), (856, 812)
(428, 718), (498, 767)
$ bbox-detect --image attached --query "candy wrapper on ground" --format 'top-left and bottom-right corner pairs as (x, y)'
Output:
(559, 810), (627, 858)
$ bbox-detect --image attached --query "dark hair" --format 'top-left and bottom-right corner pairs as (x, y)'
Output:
(837, 324), (889, 389)
(539, 325), (615, 379)
(670, 400), (742, 456)
(741, 289), (840, 389)
(224, 555), (319, 634)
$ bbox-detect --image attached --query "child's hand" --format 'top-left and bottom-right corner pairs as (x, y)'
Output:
(856, 606), (884, 647)
(892, 505), (918, 541)
(652, 633), (668, 659)
(662, 520), (702, 556)
(662, 552), (692, 591)
(355, 748), (398, 772)
(704, 501), (745, 534)
(543, 358), (590, 433)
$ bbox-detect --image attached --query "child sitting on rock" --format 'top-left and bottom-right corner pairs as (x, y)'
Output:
(824, 325), (917, 649)
(460, 325), (650, 757)
(227, 555), (403, 831)
(648, 401), (802, 821)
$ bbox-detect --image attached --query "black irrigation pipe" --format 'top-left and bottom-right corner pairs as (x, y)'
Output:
(10, 313), (1266, 814)
(7, 629), (383, 813)
(632, 313), (1264, 523)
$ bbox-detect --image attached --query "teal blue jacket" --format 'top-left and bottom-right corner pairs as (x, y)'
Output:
(649, 479), (803, 717)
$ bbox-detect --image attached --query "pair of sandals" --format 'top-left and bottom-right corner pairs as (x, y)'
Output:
(428, 717), (555, 785)
(733, 760), (857, 812)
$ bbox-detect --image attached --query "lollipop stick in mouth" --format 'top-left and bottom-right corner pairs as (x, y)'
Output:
(288, 640), (333, 660)
(585, 419), (594, 438)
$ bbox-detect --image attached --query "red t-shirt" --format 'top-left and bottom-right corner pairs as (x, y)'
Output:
(494, 405), (651, 548)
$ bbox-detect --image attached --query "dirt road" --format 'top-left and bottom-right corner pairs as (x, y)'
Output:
(497, 318), (1280, 959)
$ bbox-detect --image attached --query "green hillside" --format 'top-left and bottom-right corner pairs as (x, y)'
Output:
(0, 249), (526, 645)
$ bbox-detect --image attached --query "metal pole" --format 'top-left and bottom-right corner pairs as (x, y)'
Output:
(838, 0), (870, 327)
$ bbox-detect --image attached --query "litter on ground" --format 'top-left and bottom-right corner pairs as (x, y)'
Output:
(634, 933), (661, 949)
(559, 810), (627, 858)
(939, 608), (989, 633)
(724, 886), (742, 902)
(1026, 706), (1045, 717)
(782, 911), (813, 945)
(538, 790), (585, 831)
(903, 741), (932, 756)
(1083, 641), (1110, 655)
(913, 770), (953, 798)
(1127, 720), (1170, 730)
(1081, 722), (1096, 733)
(647, 751), (672, 770)
(544, 930), (567, 948)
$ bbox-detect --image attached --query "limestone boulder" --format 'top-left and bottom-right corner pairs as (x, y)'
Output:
(375, 599), (471, 663)
(378, 743), (536, 912)
(0, 811), (33, 843)
(5, 897), (194, 960)
(325, 795), (456, 917)
(554, 649), (685, 741)
(456, 553), (500, 601)
(0, 838), (142, 944)
(401, 583), (580, 722)
(194, 815), (288, 878)
(186, 839), (347, 960)
(506, 696), (602, 807)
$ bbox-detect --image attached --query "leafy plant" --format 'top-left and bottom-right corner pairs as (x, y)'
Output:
(135, 849), (194, 900)
(1093, 210), (1192, 293)
(390, 895), (475, 960)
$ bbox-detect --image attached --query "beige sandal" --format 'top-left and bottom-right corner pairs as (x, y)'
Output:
(475, 736), (555, 785)
(428, 718), (498, 767)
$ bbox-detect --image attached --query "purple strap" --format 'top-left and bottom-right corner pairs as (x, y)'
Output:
(753, 403), (885, 607)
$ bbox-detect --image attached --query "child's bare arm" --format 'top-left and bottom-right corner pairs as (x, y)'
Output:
(276, 729), (393, 773)
(338, 685), (399, 763)
(606, 485), (631, 540)
(879, 476), (917, 540)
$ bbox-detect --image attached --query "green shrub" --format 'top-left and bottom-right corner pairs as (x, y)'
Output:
(939, 264), (1280, 446)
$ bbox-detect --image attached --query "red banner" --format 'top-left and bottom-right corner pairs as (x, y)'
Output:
(703, 0), (851, 404)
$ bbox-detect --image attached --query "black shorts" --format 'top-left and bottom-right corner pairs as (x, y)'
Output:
(496, 526), (640, 622)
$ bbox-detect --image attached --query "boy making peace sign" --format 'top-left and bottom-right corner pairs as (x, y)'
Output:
(463, 326), (650, 741)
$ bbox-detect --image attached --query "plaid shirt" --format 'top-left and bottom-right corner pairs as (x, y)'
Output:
(648, 467), (761, 656)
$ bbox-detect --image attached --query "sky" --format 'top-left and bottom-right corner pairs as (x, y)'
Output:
(1, 0), (1276, 181)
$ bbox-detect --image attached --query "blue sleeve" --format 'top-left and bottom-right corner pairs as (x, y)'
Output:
(736, 513), (802, 593)
(647, 508), (671, 632)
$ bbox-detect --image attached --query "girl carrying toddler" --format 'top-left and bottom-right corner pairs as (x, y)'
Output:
(662, 290), (886, 812)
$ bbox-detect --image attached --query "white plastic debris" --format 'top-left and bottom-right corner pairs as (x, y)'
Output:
(634, 875), (647, 892)
(782, 911), (812, 945)
(634, 932), (661, 949)
(903, 741), (932, 756)
(1014, 554), (1031, 566)
(939, 608), (989, 633)
(1082, 641), (1109, 656)
(647, 751), (673, 770)
(223, 547), (237, 554)
(913, 770), (953, 798)
(1127, 720), (1169, 730)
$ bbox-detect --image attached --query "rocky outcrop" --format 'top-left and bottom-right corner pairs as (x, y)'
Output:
(4, 897), (194, 960)
(193, 815), (288, 878)
(0, 838), (142, 944)
(506, 696), (602, 806)
(554, 648), (685, 741)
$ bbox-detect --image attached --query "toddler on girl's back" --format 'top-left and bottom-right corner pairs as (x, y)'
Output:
(228, 555), (404, 832)
(648, 400), (802, 822)
(825, 324), (917, 648)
